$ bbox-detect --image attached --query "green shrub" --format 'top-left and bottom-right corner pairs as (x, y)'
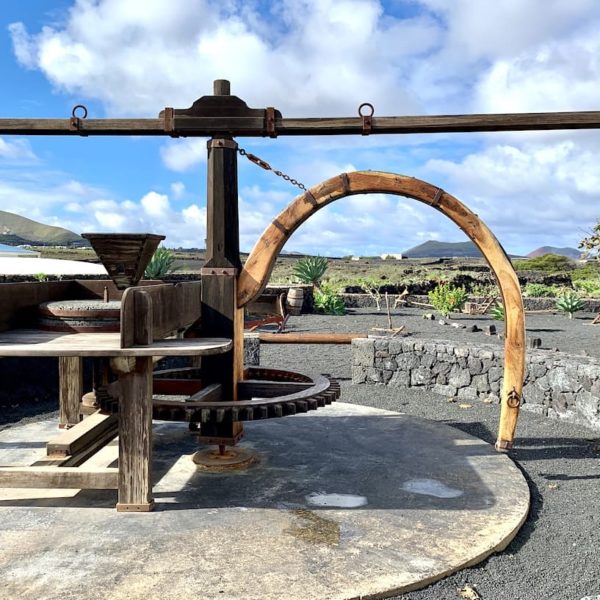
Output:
(293, 256), (328, 289)
(491, 301), (505, 321)
(523, 283), (558, 298)
(428, 283), (468, 317)
(555, 292), (584, 319)
(33, 272), (48, 282)
(313, 282), (346, 315)
(513, 254), (574, 273)
(145, 247), (179, 279)
(571, 262), (600, 281)
(573, 279), (600, 296)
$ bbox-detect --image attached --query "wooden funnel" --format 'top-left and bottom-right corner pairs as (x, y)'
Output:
(82, 233), (165, 289)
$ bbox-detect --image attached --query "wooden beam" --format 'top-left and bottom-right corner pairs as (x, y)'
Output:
(0, 466), (118, 489)
(47, 411), (117, 458)
(58, 356), (83, 428)
(116, 357), (154, 512)
(2, 110), (600, 136)
(258, 332), (367, 344)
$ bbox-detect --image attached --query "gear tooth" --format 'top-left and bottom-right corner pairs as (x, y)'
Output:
(284, 402), (297, 415)
(215, 408), (226, 423)
(230, 407), (239, 422)
(272, 404), (283, 418)
(307, 398), (318, 411)
(295, 400), (308, 413)
(258, 406), (268, 420)
(200, 408), (211, 424)
(244, 407), (254, 421)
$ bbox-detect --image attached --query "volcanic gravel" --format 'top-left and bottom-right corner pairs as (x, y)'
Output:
(2, 306), (599, 599)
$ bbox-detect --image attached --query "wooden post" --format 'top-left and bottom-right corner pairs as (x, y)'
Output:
(115, 357), (154, 512)
(199, 80), (243, 446)
(58, 356), (83, 428)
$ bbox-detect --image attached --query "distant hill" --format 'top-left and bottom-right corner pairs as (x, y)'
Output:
(527, 246), (581, 259)
(403, 240), (482, 258)
(0, 210), (86, 247)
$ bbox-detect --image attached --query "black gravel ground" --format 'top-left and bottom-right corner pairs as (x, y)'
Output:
(260, 308), (600, 600)
(1, 307), (599, 599)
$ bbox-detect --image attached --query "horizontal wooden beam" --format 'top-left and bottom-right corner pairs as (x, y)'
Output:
(46, 411), (118, 458)
(1, 111), (600, 137)
(258, 332), (367, 344)
(0, 466), (118, 489)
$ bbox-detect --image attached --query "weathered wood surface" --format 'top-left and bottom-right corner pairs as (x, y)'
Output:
(47, 411), (117, 458)
(238, 171), (525, 449)
(0, 466), (118, 489)
(258, 332), (367, 344)
(0, 329), (232, 357)
(245, 293), (288, 332)
(116, 357), (154, 512)
(2, 110), (600, 136)
(58, 356), (83, 428)
(120, 282), (202, 347)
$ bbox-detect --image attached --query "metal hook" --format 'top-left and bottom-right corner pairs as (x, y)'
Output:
(70, 104), (88, 136)
(358, 102), (374, 135)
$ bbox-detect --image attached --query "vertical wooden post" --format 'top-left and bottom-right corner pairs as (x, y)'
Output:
(115, 357), (154, 512)
(58, 356), (83, 428)
(199, 80), (243, 445)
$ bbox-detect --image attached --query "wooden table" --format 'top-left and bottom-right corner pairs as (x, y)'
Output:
(0, 329), (232, 511)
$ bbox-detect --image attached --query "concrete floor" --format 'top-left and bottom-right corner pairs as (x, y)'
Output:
(0, 403), (529, 600)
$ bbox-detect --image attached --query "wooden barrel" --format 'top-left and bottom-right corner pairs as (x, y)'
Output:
(286, 288), (304, 315)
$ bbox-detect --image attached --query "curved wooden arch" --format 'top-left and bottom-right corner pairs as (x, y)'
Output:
(238, 171), (525, 450)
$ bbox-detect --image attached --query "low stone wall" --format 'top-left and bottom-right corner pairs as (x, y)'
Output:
(352, 337), (600, 432)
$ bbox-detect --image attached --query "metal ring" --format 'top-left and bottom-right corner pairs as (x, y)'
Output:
(71, 104), (88, 119)
(358, 102), (374, 117)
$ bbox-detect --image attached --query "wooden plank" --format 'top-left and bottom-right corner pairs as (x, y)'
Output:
(258, 332), (367, 344)
(120, 282), (202, 347)
(0, 281), (72, 332)
(188, 383), (222, 403)
(47, 411), (117, 458)
(0, 466), (118, 489)
(2, 110), (600, 136)
(116, 357), (154, 512)
(0, 330), (232, 357)
(238, 380), (312, 398)
(237, 170), (526, 449)
(58, 356), (83, 428)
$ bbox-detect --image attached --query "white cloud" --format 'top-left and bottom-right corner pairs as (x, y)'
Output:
(141, 191), (170, 217)
(0, 137), (38, 162)
(161, 140), (208, 172)
(170, 181), (185, 198)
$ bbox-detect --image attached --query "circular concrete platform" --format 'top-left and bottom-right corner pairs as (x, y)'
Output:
(0, 403), (529, 600)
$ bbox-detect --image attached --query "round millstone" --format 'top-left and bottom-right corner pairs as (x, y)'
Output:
(38, 300), (121, 332)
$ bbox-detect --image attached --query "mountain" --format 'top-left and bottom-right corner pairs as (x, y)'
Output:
(403, 240), (481, 258)
(527, 246), (581, 259)
(0, 210), (87, 247)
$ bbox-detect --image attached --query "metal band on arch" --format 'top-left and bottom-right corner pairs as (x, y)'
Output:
(237, 170), (526, 450)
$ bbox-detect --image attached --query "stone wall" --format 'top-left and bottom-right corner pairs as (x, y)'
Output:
(352, 337), (600, 432)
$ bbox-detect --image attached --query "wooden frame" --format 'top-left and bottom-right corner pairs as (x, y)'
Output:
(237, 171), (526, 450)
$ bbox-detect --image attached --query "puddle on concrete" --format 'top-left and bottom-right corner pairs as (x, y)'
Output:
(285, 509), (341, 546)
(401, 478), (463, 499)
(305, 493), (368, 508)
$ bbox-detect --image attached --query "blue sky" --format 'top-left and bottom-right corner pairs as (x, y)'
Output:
(1, 0), (600, 256)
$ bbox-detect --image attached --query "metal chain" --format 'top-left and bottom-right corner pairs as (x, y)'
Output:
(238, 147), (306, 191)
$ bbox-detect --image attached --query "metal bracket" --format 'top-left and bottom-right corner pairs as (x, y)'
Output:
(495, 439), (513, 452)
(69, 104), (88, 137)
(207, 139), (238, 150)
(163, 107), (179, 137)
(265, 106), (277, 138)
(358, 102), (374, 135)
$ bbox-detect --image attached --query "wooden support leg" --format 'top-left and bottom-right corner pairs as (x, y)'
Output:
(115, 357), (154, 512)
(59, 356), (83, 429)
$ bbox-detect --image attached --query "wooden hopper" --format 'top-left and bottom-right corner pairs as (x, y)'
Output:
(82, 233), (165, 290)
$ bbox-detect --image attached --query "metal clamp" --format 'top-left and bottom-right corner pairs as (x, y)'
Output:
(358, 102), (374, 135)
(507, 388), (521, 408)
(265, 106), (277, 138)
(70, 104), (88, 136)
(163, 107), (179, 137)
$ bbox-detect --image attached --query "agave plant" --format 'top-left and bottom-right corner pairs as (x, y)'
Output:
(144, 247), (179, 279)
(491, 301), (505, 321)
(292, 256), (328, 290)
(555, 292), (584, 319)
